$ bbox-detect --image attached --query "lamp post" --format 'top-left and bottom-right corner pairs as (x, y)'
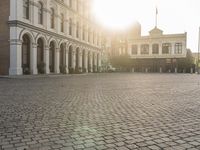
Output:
(198, 27), (200, 74)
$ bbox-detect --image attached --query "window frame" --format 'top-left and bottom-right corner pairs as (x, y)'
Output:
(38, 2), (43, 25)
(141, 44), (149, 55)
(23, 0), (30, 20)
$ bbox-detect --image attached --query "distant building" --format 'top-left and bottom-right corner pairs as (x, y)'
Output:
(0, 0), (103, 75)
(110, 22), (188, 73)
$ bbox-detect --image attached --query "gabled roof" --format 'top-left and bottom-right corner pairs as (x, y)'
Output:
(149, 27), (163, 36)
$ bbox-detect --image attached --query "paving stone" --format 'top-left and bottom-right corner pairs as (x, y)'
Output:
(0, 74), (200, 150)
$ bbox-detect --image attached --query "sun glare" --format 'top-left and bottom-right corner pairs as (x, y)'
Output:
(92, 0), (160, 30)
(92, 0), (138, 30)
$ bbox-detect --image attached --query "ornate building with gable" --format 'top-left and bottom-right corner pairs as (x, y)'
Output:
(109, 22), (188, 73)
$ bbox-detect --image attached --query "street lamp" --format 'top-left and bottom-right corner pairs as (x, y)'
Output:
(198, 27), (200, 74)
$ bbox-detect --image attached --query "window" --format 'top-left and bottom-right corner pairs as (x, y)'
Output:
(50, 8), (55, 29)
(93, 31), (95, 44)
(88, 28), (90, 42)
(162, 43), (171, 54)
(38, 2), (43, 24)
(76, 21), (79, 38)
(96, 34), (99, 45)
(82, 25), (85, 40)
(23, 0), (30, 19)
(152, 44), (159, 54)
(60, 13), (64, 32)
(141, 44), (149, 54)
(175, 43), (182, 54)
(131, 45), (138, 55)
(69, 18), (72, 35)
(69, 0), (72, 8)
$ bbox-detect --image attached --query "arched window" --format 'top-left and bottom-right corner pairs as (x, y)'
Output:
(82, 25), (85, 40)
(23, 0), (30, 19)
(76, 21), (79, 38)
(50, 8), (55, 29)
(69, 18), (72, 35)
(60, 13), (64, 32)
(38, 2), (43, 24)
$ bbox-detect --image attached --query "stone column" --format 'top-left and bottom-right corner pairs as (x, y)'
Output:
(55, 48), (60, 74)
(65, 49), (69, 74)
(44, 46), (50, 74)
(9, 39), (23, 75)
(31, 43), (38, 75)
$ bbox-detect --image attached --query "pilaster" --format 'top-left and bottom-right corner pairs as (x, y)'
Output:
(9, 39), (23, 75)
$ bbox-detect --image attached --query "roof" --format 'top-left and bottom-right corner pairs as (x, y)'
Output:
(149, 27), (163, 36)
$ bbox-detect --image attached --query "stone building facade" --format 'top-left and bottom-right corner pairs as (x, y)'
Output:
(110, 23), (187, 73)
(0, 0), (103, 75)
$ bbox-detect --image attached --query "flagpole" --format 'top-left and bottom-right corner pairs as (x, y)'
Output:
(198, 27), (200, 74)
(155, 7), (158, 28)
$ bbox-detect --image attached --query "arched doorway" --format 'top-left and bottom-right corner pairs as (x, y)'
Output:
(88, 51), (91, 72)
(93, 52), (95, 71)
(60, 43), (66, 74)
(82, 50), (85, 72)
(97, 53), (100, 72)
(37, 38), (45, 74)
(49, 41), (55, 73)
(76, 47), (80, 70)
(22, 34), (31, 74)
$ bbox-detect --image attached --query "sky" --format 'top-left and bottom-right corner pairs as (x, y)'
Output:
(92, 0), (200, 52)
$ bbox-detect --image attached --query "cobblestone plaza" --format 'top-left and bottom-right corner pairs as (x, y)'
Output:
(1, 73), (200, 150)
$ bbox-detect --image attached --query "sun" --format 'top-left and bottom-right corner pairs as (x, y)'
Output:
(92, 0), (138, 30)
(92, 0), (161, 30)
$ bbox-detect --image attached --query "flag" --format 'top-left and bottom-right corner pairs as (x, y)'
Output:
(156, 7), (158, 15)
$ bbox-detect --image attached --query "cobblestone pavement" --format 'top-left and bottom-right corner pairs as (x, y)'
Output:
(1, 73), (200, 150)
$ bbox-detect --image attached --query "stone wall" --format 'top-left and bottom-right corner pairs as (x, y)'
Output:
(0, 0), (10, 75)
